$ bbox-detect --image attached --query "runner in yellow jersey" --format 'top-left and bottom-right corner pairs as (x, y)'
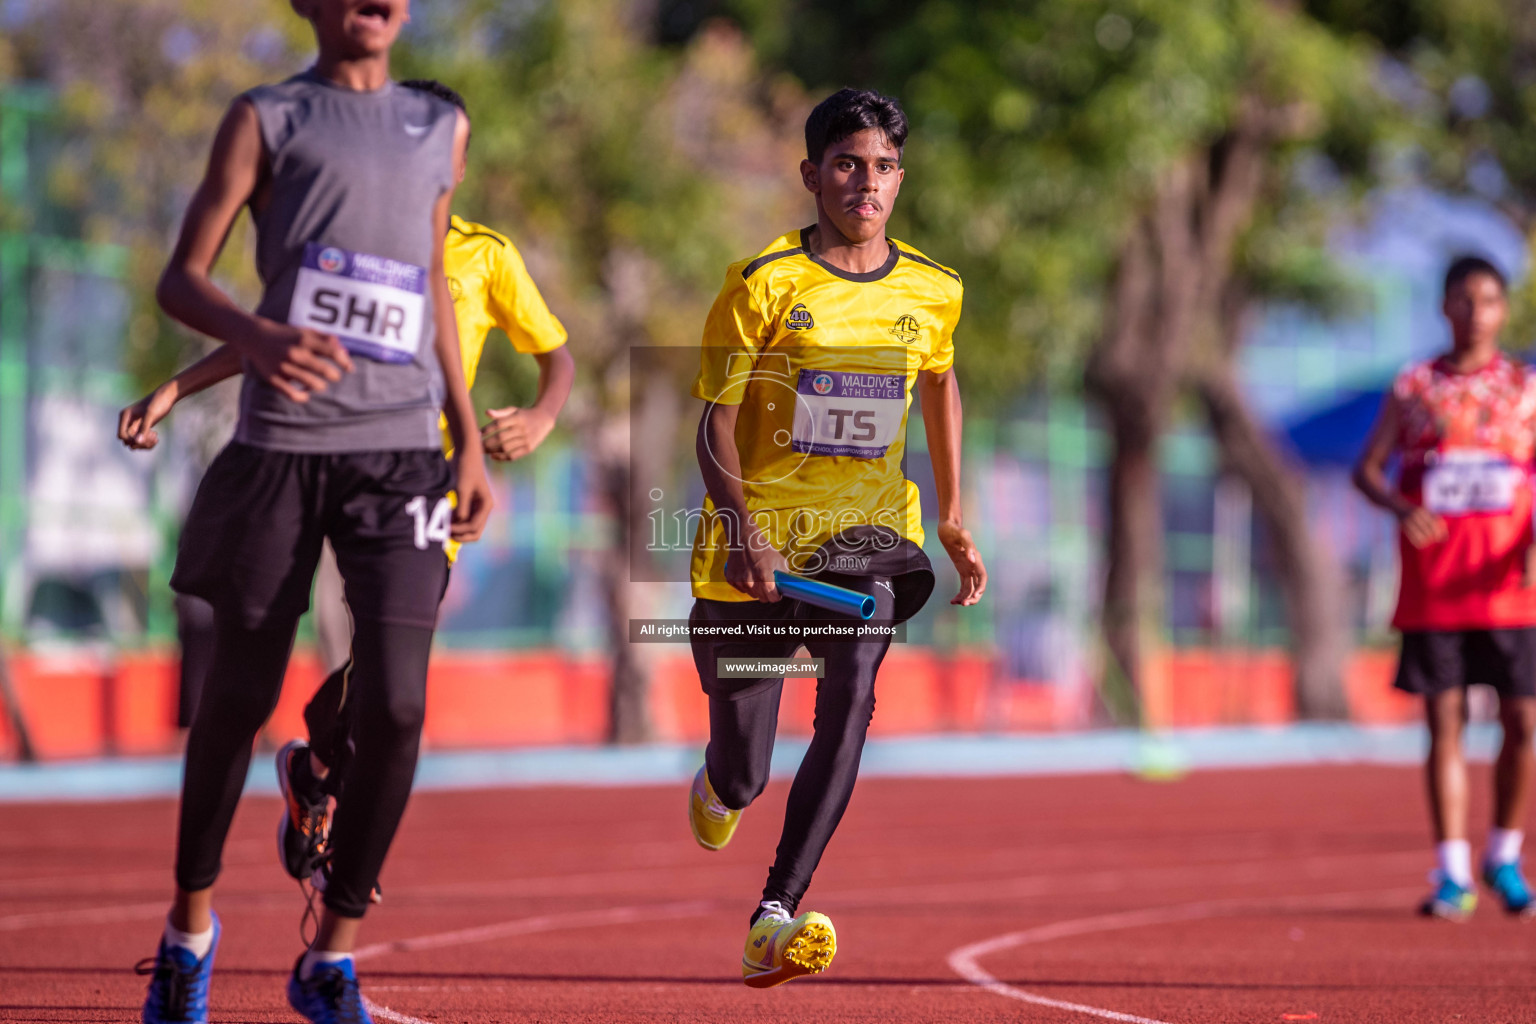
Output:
(117, 80), (573, 895)
(686, 88), (987, 988)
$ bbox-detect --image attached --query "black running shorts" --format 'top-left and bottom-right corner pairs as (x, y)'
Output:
(171, 442), (453, 630)
(1394, 628), (1536, 699)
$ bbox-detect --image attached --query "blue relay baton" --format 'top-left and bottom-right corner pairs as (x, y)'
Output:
(773, 570), (875, 621)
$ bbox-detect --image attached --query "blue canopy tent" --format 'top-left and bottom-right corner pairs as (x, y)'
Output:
(1278, 386), (1390, 468)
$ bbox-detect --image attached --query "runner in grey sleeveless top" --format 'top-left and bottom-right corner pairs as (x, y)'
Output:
(238, 68), (457, 453)
(135, 6), (494, 1015)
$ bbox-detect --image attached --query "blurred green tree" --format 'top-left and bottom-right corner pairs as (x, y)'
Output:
(708, 0), (1413, 720)
(401, 0), (808, 741)
(1315, 1), (1536, 338)
(2, 0), (307, 434)
(5, 0), (809, 742)
(9, 0), (1466, 732)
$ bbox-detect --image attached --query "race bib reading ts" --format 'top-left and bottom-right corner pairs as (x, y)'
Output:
(1422, 450), (1524, 515)
(792, 369), (905, 458)
(289, 243), (427, 364)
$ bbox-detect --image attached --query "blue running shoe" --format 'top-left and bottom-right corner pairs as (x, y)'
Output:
(1482, 860), (1536, 916)
(287, 954), (374, 1024)
(1419, 872), (1477, 921)
(137, 912), (220, 1023)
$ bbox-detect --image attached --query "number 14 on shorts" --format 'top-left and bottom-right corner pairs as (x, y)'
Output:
(405, 495), (452, 550)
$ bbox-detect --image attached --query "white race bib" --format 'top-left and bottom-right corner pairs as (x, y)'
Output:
(289, 243), (427, 364)
(1422, 450), (1524, 515)
(792, 370), (905, 458)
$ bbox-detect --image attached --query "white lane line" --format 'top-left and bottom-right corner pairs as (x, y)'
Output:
(0, 901), (167, 931)
(374, 863), (750, 903)
(363, 998), (436, 1024)
(947, 886), (1422, 1024)
(353, 899), (715, 961)
(369, 986), (512, 992)
(354, 899), (716, 1024)
(0, 891), (326, 933)
(823, 849), (1427, 910)
(0, 850), (272, 898)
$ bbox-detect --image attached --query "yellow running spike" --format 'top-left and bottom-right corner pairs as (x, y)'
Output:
(741, 906), (837, 989)
(689, 765), (742, 851)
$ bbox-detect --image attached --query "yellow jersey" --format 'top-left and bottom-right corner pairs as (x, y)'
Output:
(689, 227), (961, 602)
(441, 214), (567, 560)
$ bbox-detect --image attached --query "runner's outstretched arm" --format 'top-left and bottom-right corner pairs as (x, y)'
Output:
(917, 366), (986, 605)
(118, 346), (244, 450)
(434, 111), (493, 542)
(155, 98), (352, 402)
(1351, 394), (1448, 549)
(697, 401), (785, 602)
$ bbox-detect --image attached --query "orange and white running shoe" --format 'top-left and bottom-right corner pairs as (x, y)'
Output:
(276, 739), (330, 880)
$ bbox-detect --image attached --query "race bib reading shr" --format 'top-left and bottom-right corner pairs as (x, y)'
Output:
(792, 370), (905, 458)
(1422, 451), (1523, 516)
(289, 243), (427, 364)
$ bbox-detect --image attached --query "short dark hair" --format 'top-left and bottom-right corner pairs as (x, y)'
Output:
(1444, 254), (1506, 296)
(805, 88), (908, 164)
(401, 78), (468, 118)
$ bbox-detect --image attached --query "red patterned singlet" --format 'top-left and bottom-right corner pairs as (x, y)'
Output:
(1392, 352), (1536, 630)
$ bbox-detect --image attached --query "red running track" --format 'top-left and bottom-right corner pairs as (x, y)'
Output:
(3, 765), (1534, 1022)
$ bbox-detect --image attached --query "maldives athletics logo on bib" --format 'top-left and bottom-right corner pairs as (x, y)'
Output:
(316, 246), (349, 274)
(811, 372), (835, 395)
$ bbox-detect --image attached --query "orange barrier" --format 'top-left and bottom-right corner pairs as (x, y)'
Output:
(0, 645), (1423, 761)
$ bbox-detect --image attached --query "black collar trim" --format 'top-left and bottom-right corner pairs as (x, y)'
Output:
(898, 247), (961, 282)
(797, 226), (899, 282)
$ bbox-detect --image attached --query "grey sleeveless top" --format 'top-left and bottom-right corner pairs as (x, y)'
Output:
(235, 69), (457, 453)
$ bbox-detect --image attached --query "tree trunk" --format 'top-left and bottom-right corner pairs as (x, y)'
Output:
(1085, 165), (1205, 721)
(1084, 104), (1280, 719)
(596, 443), (654, 744)
(1192, 317), (1350, 719)
(1098, 410), (1164, 723)
(595, 358), (683, 744)
(0, 645), (35, 761)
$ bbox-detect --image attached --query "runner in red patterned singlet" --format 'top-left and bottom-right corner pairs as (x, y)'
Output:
(1355, 256), (1536, 921)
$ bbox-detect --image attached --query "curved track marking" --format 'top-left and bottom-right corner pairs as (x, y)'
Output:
(947, 887), (1422, 1024)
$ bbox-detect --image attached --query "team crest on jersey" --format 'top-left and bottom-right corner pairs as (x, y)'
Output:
(317, 247), (348, 274)
(890, 313), (921, 345)
(786, 303), (814, 331)
(812, 372), (835, 395)
(447, 275), (464, 304)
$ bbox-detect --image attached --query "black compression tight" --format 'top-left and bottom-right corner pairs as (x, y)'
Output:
(321, 617), (433, 916)
(174, 614), (434, 918)
(175, 614), (296, 895)
(704, 628), (893, 917)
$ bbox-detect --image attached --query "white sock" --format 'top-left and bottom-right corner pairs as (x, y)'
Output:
(299, 949), (352, 980)
(757, 900), (791, 922)
(1487, 827), (1524, 867)
(1438, 839), (1474, 887)
(162, 918), (214, 960)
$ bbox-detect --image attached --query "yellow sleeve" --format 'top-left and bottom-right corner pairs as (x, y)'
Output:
(487, 242), (568, 354)
(922, 285), (961, 374)
(690, 266), (771, 405)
